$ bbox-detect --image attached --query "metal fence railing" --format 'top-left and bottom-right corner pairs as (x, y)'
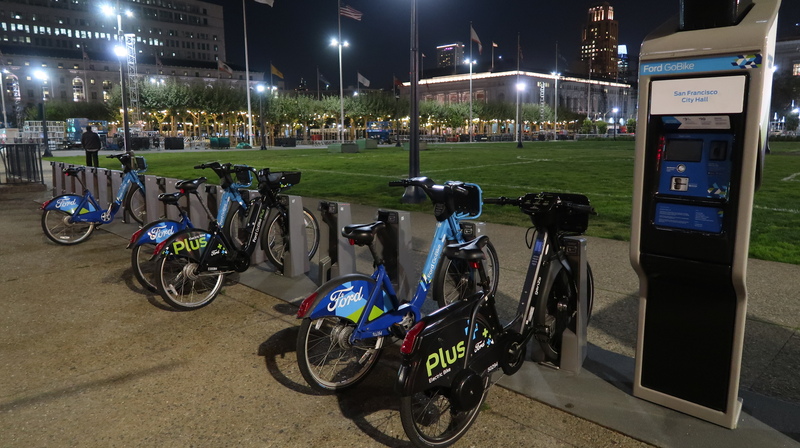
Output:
(0, 143), (44, 185)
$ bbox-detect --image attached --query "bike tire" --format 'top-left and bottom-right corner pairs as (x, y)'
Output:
(221, 202), (248, 251)
(155, 253), (224, 311)
(296, 316), (383, 393)
(264, 207), (320, 270)
(41, 209), (95, 245)
(124, 183), (147, 226)
(131, 243), (158, 292)
(399, 311), (492, 448)
(432, 239), (499, 308)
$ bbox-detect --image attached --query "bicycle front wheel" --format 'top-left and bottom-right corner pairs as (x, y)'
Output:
(432, 239), (499, 308)
(399, 383), (487, 448)
(296, 316), (383, 392)
(264, 207), (320, 270)
(221, 202), (248, 251)
(131, 243), (158, 292)
(124, 183), (147, 225)
(41, 209), (95, 245)
(155, 253), (224, 310)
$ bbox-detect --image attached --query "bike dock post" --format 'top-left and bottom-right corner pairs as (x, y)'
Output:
(282, 194), (310, 278)
(315, 200), (356, 285)
(144, 175), (163, 221)
(376, 209), (413, 299)
(50, 161), (64, 196)
(560, 236), (589, 374)
(91, 167), (110, 209)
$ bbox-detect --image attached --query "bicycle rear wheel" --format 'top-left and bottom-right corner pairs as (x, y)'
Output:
(264, 207), (320, 270)
(399, 382), (487, 448)
(296, 316), (383, 392)
(131, 243), (158, 292)
(41, 209), (95, 245)
(155, 253), (224, 310)
(124, 183), (147, 225)
(432, 239), (499, 308)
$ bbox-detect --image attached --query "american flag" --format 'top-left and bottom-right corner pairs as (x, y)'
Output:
(339, 4), (362, 21)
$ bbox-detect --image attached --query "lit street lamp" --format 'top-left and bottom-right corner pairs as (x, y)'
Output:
(612, 107), (619, 141)
(516, 81), (525, 148)
(330, 38), (349, 143)
(103, 4), (134, 154)
(256, 84), (267, 150)
(465, 58), (476, 143)
(34, 70), (52, 157)
(552, 71), (560, 139)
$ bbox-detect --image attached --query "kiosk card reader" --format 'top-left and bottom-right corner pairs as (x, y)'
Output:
(630, 0), (779, 429)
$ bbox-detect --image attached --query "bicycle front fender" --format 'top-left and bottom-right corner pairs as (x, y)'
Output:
(43, 194), (97, 214)
(129, 219), (186, 248)
(297, 274), (378, 322)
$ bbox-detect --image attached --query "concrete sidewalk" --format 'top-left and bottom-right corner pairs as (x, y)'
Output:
(1, 153), (799, 447)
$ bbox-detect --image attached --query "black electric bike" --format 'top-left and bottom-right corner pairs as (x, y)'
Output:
(396, 192), (595, 448)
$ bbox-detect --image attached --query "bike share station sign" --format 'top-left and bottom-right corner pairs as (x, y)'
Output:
(630, 0), (779, 429)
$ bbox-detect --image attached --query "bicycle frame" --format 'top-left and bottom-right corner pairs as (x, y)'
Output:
(216, 184), (248, 224)
(43, 168), (144, 225)
(156, 193), (271, 273)
(297, 208), (471, 342)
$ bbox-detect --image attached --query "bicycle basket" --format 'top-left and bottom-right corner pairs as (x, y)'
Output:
(233, 165), (252, 185)
(451, 182), (482, 219)
(134, 156), (147, 171)
(551, 192), (591, 234)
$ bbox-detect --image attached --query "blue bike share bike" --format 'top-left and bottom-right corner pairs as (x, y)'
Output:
(41, 152), (147, 245)
(295, 177), (500, 392)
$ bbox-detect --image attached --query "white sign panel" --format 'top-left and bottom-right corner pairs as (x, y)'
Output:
(651, 76), (746, 115)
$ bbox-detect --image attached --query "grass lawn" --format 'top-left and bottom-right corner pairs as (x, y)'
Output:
(47, 140), (800, 264)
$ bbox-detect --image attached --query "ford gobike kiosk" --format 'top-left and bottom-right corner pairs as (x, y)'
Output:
(630, 0), (779, 429)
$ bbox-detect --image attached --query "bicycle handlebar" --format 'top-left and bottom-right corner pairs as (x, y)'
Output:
(484, 195), (596, 215)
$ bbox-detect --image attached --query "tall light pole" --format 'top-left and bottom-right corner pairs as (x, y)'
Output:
(552, 71), (560, 139)
(34, 70), (52, 157)
(612, 107), (619, 141)
(402, 0), (425, 203)
(103, 4), (133, 154)
(516, 81), (525, 148)
(0, 70), (7, 129)
(330, 38), (349, 143)
(465, 58), (476, 142)
(257, 84), (267, 150)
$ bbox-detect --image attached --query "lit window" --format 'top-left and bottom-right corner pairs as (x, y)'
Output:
(793, 64), (800, 76)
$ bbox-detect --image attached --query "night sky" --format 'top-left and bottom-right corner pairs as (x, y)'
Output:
(206, 0), (800, 90)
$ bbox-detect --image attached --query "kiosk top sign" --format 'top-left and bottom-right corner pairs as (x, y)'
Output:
(650, 76), (746, 115)
(640, 54), (762, 76)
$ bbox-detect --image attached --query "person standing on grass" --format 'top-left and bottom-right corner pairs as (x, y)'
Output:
(81, 125), (101, 167)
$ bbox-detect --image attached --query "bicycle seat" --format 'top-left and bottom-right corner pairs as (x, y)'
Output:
(158, 191), (183, 205)
(342, 221), (385, 246)
(63, 166), (85, 176)
(175, 177), (207, 193)
(443, 235), (490, 261)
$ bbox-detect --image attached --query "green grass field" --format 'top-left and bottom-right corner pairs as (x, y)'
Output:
(48, 140), (800, 264)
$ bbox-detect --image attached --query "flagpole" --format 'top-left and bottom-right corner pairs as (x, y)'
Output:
(337, 0), (345, 143)
(516, 32), (522, 148)
(401, 0), (424, 203)
(243, 0), (254, 146)
(316, 66), (320, 100)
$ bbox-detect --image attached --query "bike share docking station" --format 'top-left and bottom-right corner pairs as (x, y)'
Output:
(630, 0), (779, 428)
(534, 236), (590, 374)
(316, 200), (356, 282)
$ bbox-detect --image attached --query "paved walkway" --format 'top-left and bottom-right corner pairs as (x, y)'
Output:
(1, 147), (798, 447)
